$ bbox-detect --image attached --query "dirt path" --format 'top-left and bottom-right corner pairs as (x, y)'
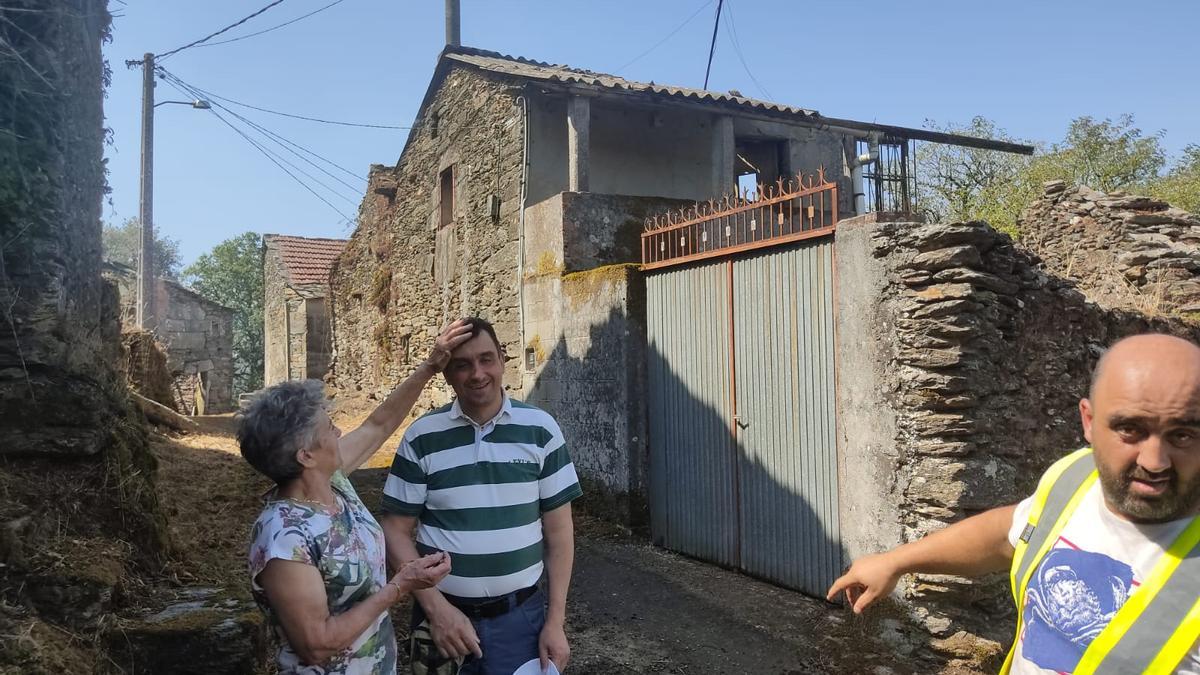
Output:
(156, 415), (969, 675)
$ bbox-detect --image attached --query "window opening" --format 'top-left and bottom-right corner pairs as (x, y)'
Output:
(439, 165), (455, 228)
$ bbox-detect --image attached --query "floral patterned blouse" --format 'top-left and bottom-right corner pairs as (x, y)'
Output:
(249, 471), (396, 674)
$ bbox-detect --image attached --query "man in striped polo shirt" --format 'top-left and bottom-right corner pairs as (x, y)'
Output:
(382, 317), (582, 675)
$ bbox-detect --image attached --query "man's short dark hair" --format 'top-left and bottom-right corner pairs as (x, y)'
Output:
(463, 316), (503, 354)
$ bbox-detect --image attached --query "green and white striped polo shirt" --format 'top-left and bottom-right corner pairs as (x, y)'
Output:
(382, 396), (582, 598)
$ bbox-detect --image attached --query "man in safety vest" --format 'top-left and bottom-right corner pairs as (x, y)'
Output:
(827, 333), (1200, 674)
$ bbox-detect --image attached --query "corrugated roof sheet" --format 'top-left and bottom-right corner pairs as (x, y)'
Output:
(265, 234), (346, 289)
(445, 47), (820, 119)
(432, 47), (1034, 155)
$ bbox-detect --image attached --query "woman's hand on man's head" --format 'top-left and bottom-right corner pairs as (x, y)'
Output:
(425, 320), (473, 373)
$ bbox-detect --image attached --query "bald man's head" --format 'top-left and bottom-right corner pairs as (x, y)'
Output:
(1090, 334), (1200, 399)
(1082, 333), (1200, 522)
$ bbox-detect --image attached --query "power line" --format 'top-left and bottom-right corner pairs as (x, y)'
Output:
(158, 73), (355, 221)
(614, 0), (714, 74)
(158, 70), (367, 181)
(159, 71), (362, 199)
(199, 89), (411, 130)
(197, 0), (348, 48)
(702, 0), (724, 90)
(722, 0), (772, 100)
(157, 0), (285, 61)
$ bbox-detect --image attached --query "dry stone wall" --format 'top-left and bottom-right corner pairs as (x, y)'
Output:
(836, 213), (1200, 664)
(1021, 181), (1200, 316)
(331, 66), (525, 406)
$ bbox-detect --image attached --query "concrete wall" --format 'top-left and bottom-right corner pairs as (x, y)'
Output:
(731, 116), (852, 217)
(832, 215), (905, 566)
(523, 264), (649, 523)
(526, 91), (853, 212)
(833, 213), (1200, 666)
(527, 93), (568, 207)
(589, 103), (718, 201)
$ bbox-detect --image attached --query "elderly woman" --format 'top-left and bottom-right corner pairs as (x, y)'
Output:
(239, 320), (471, 674)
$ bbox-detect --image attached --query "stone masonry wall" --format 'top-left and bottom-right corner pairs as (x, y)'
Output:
(835, 213), (1200, 666)
(0, 1), (129, 456)
(104, 264), (235, 411)
(263, 243), (293, 385)
(161, 283), (234, 413)
(331, 65), (525, 407)
(0, 5), (170, 669)
(1020, 181), (1200, 316)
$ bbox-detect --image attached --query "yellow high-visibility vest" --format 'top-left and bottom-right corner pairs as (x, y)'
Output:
(1002, 447), (1200, 674)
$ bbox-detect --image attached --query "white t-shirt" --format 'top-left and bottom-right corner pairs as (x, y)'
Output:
(1006, 482), (1200, 674)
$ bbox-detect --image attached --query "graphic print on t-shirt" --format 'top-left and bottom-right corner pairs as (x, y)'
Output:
(1022, 541), (1136, 673)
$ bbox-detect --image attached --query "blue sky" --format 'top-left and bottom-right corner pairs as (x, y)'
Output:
(103, 0), (1200, 267)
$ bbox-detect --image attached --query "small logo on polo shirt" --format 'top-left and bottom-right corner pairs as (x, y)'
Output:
(509, 458), (535, 464)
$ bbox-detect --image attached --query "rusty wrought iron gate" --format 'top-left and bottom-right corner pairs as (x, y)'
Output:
(644, 175), (841, 595)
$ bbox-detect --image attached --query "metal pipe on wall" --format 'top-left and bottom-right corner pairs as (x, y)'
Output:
(515, 94), (530, 375)
(849, 133), (880, 216)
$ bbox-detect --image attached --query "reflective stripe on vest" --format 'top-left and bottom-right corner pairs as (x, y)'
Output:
(1001, 447), (1200, 675)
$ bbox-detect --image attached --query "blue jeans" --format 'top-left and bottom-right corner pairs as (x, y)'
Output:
(412, 588), (545, 675)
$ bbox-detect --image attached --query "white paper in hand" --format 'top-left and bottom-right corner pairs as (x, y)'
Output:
(512, 658), (560, 675)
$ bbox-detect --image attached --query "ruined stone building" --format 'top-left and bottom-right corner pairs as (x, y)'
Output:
(104, 262), (235, 413)
(262, 234), (345, 385)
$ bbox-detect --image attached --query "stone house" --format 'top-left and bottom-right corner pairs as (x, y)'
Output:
(262, 234), (346, 385)
(329, 43), (1026, 433)
(104, 262), (235, 413)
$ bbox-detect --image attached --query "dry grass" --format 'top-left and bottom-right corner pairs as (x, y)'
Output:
(150, 416), (272, 598)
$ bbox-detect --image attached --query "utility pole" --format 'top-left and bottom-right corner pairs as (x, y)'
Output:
(137, 52), (156, 330)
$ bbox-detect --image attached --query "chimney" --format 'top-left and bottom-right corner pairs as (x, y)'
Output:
(445, 0), (461, 47)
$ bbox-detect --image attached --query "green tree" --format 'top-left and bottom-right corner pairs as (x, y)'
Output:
(914, 116), (1037, 234)
(102, 217), (183, 279)
(1041, 114), (1166, 192)
(184, 232), (263, 396)
(1148, 145), (1200, 214)
(916, 114), (1171, 236)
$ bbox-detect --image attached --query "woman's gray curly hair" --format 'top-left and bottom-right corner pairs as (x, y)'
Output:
(237, 379), (327, 485)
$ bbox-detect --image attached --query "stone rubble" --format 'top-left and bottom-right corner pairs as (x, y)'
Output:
(1020, 180), (1200, 315)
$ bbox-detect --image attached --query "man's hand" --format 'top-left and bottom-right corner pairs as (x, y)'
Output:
(392, 551), (451, 595)
(539, 620), (570, 672)
(825, 552), (904, 614)
(426, 601), (482, 661)
(425, 319), (473, 373)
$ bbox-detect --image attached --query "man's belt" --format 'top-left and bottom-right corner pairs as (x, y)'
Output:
(442, 586), (538, 620)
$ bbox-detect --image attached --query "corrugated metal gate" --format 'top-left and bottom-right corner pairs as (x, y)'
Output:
(643, 175), (840, 595)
